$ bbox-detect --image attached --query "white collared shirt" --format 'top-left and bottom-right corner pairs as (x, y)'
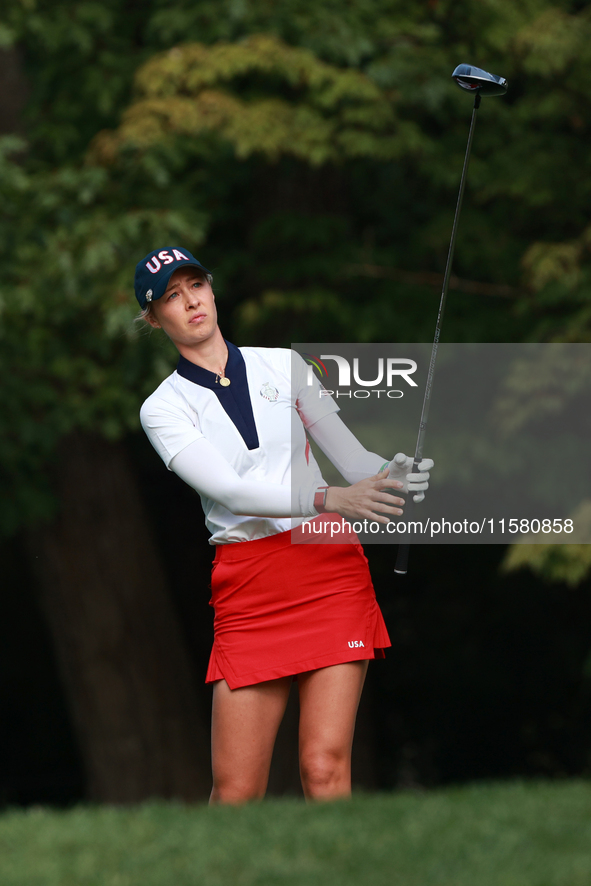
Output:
(140, 348), (339, 544)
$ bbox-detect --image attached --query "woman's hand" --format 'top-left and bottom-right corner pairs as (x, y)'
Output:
(324, 470), (405, 524)
(386, 452), (433, 503)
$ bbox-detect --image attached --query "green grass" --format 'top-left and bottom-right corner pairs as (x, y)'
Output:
(1, 781), (591, 886)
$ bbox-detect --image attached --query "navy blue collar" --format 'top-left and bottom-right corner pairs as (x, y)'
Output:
(176, 342), (260, 451)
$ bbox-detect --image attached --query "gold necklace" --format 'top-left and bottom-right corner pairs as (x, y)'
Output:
(216, 367), (231, 387)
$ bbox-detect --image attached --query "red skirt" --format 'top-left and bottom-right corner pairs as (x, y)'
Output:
(205, 515), (391, 689)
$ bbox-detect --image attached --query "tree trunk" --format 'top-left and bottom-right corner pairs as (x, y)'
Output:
(26, 433), (211, 803)
(0, 46), (29, 136)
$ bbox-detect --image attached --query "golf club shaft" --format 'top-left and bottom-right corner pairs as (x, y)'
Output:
(394, 94), (481, 575)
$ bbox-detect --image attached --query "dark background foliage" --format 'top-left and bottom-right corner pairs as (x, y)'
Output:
(1, 0), (591, 805)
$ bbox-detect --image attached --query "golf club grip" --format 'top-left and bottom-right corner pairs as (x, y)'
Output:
(393, 457), (422, 575)
(394, 542), (410, 575)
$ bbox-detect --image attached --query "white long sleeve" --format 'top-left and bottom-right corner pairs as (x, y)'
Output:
(307, 412), (386, 484)
(169, 411), (387, 521)
(170, 437), (316, 518)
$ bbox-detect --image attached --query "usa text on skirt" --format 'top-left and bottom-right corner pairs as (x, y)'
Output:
(205, 514), (391, 689)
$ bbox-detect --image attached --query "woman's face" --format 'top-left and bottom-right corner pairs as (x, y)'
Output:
(146, 267), (219, 349)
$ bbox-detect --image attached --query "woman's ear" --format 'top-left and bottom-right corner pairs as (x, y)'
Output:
(144, 310), (161, 329)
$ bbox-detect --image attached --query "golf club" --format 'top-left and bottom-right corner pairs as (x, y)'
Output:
(394, 64), (508, 575)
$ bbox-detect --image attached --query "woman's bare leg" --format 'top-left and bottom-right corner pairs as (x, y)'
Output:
(210, 676), (292, 804)
(297, 660), (369, 801)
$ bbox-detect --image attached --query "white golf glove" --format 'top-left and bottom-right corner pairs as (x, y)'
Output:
(386, 452), (434, 503)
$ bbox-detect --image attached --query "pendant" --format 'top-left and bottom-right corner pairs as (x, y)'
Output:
(220, 377), (231, 387)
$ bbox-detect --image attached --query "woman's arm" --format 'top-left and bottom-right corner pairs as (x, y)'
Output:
(306, 412), (387, 483)
(170, 438), (310, 517)
(170, 435), (407, 522)
(308, 412), (433, 502)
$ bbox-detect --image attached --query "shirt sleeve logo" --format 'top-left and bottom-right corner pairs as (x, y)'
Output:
(260, 382), (279, 402)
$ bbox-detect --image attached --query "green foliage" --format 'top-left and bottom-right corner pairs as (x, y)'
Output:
(235, 287), (355, 344)
(504, 541), (591, 587)
(2, 782), (591, 885)
(0, 136), (202, 533)
(491, 344), (591, 436)
(4, 0), (591, 536)
(3, 0), (156, 162)
(87, 0), (591, 343)
(91, 35), (408, 166)
(492, 346), (591, 585)
(503, 500), (591, 586)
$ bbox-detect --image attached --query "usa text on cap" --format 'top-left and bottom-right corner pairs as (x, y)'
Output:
(134, 248), (211, 309)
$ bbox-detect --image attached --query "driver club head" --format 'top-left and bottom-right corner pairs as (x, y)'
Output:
(452, 64), (508, 97)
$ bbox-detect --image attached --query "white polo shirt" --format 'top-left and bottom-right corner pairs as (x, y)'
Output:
(140, 345), (339, 544)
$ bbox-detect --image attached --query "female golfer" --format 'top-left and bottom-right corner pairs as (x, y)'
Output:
(135, 247), (432, 804)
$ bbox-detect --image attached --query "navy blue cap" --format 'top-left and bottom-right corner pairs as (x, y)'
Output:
(134, 247), (211, 309)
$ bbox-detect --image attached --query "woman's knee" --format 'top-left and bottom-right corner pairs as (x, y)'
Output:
(210, 777), (266, 805)
(299, 747), (350, 797)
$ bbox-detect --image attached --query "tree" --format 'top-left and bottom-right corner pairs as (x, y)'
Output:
(3, 0), (591, 798)
(0, 13), (212, 800)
